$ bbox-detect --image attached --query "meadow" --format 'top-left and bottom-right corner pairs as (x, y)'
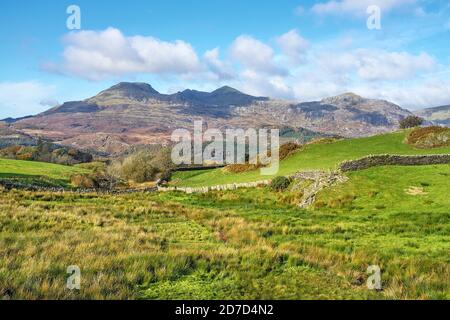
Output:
(0, 129), (449, 300)
(0, 158), (88, 187)
(0, 163), (449, 299)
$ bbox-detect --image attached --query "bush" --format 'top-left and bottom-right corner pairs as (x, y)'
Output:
(270, 176), (291, 191)
(108, 147), (175, 183)
(224, 163), (261, 173)
(399, 116), (424, 129)
(75, 161), (107, 173)
(71, 172), (123, 189)
(278, 142), (301, 161)
(120, 152), (158, 183)
(0, 143), (93, 165)
(406, 126), (450, 149)
(71, 174), (96, 189)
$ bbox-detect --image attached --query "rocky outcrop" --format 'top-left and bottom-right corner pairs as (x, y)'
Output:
(289, 171), (348, 208)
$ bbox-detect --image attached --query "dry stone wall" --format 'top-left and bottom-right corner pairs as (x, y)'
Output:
(340, 154), (450, 172)
(157, 180), (272, 194)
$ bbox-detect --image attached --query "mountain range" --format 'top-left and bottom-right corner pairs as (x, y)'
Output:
(2, 82), (447, 154)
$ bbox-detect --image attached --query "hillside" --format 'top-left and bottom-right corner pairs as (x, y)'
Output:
(1, 130), (449, 299)
(0, 158), (88, 187)
(2, 163), (448, 299)
(0, 123), (36, 147)
(3, 82), (412, 154)
(171, 130), (450, 187)
(416, 105), (450, 126)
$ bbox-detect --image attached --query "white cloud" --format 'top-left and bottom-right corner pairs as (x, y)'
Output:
(0, 81), (56, 119)
(55, 27), (201, 80)
(316, 49), (435, 81)
(414, 7), (427, 17)
(355, 50), (435, 81)
(40, 99), (60, 107)
(312, 0), (415, 16)
(349, 77), (450, 109)
(203, 48), (235, 80)
(294, 6), (306, 16)
(276, 29), (309, 64)
(230, 35), (287, 75)
(289, 71), (450, 110)
(238, 70), (293, 99)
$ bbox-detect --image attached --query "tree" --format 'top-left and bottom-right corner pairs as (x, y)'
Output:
(399, 116), (424, 129)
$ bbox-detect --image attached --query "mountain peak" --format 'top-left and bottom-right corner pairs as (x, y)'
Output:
(95, 82), (160, 101)
(322, 92), (364, 105)
(110, 82), (159, 92)
(211, 86), (242, 95)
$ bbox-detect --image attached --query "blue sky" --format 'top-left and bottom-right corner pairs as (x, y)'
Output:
(0, 0), (449, 118)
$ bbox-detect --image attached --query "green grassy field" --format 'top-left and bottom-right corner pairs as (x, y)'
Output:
(171, 130), (450, 187)
(1, 130), (449, 300)
(0, 164), (448, 299)
(0, 158), (88, 187)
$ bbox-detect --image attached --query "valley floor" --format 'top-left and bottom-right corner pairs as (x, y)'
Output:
(0, 164), (449, 299)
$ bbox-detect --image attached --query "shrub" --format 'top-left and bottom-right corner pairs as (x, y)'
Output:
(278, 142), (301, 161)
(71, 174), (96, 189)
(71, 172), (123, 189)
(307, 137), (339, 145)
(76, 161), (107, 173)
(224, 163), (261, 173)
(270, 176), (291, 191)
(406, 126), (450, 149)
(108, 147), (175, 183)
(399, 116), (424, 129)
(120, 152), (157, 183)
(0, 143), (93, 165)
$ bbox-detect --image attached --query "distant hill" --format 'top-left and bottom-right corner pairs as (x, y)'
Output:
(2, 82), (412, 154)
(171, 130), (450, 187)
(0, 115), (33, 123)
(0, 123), (37, 147)
(415, 105), (450, 126)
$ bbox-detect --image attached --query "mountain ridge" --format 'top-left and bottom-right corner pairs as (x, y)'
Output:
(415, 105), (450, 126)
(1, 82), (420, 154)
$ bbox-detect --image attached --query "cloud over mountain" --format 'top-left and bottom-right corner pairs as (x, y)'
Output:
(43, 25), (450, 110)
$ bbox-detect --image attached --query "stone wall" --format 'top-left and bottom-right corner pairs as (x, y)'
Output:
(158, 180), (272, 194)
(0, 179), (156, 194)
(289, 170), (348, 208)
(339, 154), (450, 172)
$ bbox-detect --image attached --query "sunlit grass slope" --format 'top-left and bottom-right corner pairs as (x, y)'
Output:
(171, 130), (450, 187)
(0, 158), (88, 187)
(1, 164), (448, 299)
(157, 164), (450, 299)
